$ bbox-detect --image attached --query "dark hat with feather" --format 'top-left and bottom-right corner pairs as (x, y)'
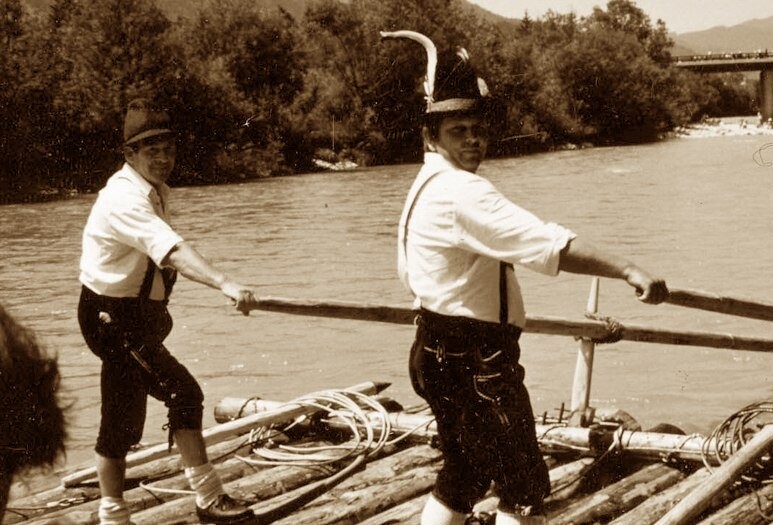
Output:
(380, 30), (491, 115)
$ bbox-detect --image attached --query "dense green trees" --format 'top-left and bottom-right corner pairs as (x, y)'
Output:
(0, 0), (759, 202)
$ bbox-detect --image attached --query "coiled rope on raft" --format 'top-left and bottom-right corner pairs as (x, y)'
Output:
(701, 400), (773, 484)
(138, 389), (434, 502)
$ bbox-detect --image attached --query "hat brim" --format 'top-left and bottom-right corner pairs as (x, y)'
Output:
(124, 128), (175, 146)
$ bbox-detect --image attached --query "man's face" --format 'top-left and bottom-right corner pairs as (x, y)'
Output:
(125, 136), (177, 188)
(431, 115), (489, 173)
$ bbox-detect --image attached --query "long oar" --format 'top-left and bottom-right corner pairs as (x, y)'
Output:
(666, 287), (773, 322)
(249, 296), (773, 352)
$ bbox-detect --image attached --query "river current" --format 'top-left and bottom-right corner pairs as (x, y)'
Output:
(1, 132), (772, 477)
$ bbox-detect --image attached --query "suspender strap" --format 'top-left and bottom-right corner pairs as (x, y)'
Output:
(138, 257), (177, 303)
(404, 172), (513, 328)
(499, 261), (509, 326)
(402, 172), (441, 297)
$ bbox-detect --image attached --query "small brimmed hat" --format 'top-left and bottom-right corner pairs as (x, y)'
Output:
(123, 98), (175, 146)
(381, 30), (490, 115)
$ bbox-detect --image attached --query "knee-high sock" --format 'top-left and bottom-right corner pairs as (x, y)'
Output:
(185, 462), (225, 508)
(98, 496), (131, 525)
(420, 494), (467, 525)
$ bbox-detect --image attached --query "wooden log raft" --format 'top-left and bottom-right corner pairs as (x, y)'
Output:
(60, 381), (389, 488)
(216, 397), (724, 465)
(654, 424), (773, 525)
(549, 462), (686, 524)
(128, 443), (441, 525)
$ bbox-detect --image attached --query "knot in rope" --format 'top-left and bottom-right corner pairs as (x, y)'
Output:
(583, 312), (624, 344)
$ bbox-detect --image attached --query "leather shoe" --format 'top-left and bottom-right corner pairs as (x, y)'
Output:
(195, 494), (254, 524)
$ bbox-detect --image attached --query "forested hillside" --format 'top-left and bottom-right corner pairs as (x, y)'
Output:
(1, 0), (757, 202)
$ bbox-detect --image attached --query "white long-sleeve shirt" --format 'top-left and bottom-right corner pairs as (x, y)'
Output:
(398, 152), (575, 327)
(79, 163), (183, 300)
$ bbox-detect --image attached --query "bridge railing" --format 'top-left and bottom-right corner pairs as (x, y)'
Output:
(673, 50), (773, 63)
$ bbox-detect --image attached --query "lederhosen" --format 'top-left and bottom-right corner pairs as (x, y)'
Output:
(78, 258), (204, 458)
(404, 173), (550, 515)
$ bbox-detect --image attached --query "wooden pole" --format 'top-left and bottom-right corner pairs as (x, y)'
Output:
(653, 424), (773, 525)
(571, 277), (599, 419)
(666, 287), (773, 322)
(248, 296), (773, 352)
(60, 381), (389, 488)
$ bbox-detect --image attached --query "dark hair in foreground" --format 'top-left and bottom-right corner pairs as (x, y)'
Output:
(0, 304), (65, 513)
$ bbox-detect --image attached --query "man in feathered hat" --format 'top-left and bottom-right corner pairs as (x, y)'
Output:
(383, 31), (669, 525)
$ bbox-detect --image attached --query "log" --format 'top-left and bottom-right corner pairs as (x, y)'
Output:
(249, 296), (773, 352)
(609, 469), (705, 525)
(357, 457), (599, 525)
(60, 380), (389, 488)
(654, 424), (773, 525)
(609, 468), (736, 525)
(537, 424), (714, 464)
(130, 443), (441, 525)
(667, 288), (773, 322)
(217, 398), (726, 466)
(695, 481), (773, 525)
(549, 463), (685, 525)
(268, 451), (441, 524)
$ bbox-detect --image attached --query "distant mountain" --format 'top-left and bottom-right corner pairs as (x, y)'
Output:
(23, 0), (511, 26)
(672, 16), (773, 55)
(22, 0), (773, 60)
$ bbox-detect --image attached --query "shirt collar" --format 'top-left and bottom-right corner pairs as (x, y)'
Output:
(422, 152), (454, 172)
(120, 162), (170, 201)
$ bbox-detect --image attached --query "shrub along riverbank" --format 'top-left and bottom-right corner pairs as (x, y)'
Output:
(0, 0), (758, 204)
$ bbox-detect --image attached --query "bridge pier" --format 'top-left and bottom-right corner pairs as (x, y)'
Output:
(762, 69), (773, 122)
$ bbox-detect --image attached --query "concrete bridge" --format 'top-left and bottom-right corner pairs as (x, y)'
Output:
(673, 51), (773, 120)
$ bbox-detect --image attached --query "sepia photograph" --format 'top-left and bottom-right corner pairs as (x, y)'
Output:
(1, 0), (773, 523)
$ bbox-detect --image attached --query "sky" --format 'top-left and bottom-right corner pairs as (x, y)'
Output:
(469, 0), (773, 34)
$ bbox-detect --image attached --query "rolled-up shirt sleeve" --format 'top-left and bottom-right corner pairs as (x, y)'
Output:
(105, 189), (183, 267)
(453, 176), (575, 276)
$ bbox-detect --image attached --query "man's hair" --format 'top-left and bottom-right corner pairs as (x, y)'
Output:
(0, 304), (65, 477)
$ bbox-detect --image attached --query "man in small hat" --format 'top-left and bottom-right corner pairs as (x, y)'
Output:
(383, 32), (669, 525)
(78, 98), (256, 524)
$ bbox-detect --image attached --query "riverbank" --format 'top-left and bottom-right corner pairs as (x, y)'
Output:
(674, 115), (773, 139)
(4, 116), (773, 206)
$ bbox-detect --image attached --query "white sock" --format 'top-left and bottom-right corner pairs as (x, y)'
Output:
(185, 462), (225, 508)
(496, 510), (548, 525)
(98, 496), (131, 525)
(420, 494), (467, 525)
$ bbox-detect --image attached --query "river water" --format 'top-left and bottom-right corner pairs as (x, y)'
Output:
(2, 132), (773, 478)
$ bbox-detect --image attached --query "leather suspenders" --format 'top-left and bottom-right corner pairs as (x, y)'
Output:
(402, 172), (511, 326)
